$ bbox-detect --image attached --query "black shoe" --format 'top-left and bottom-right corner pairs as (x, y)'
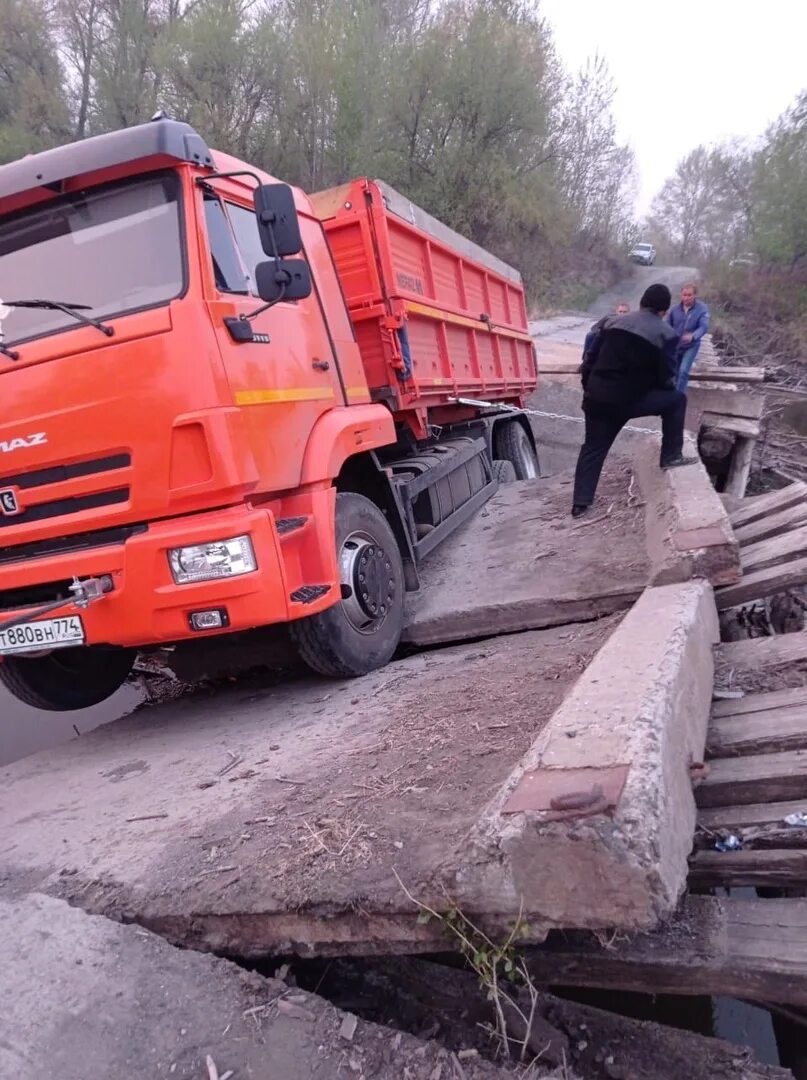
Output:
(571, 504), (590, 518)
(660, 455), (699, 470)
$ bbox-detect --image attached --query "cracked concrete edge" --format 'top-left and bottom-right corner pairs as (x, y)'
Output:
(631, 444), (741, 588)
(455, 581), (718, 934)
(0, 891), (508, 1080)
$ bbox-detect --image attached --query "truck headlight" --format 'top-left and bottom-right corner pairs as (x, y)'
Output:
(168, 535), (257, 584)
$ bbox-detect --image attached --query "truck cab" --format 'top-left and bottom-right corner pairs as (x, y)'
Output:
(0, 120), (538, 711)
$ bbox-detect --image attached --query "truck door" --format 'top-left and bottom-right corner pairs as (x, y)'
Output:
(199, 184), (345, 492)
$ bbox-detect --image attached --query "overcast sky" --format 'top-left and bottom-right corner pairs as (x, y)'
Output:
(540, 0), (807, 216)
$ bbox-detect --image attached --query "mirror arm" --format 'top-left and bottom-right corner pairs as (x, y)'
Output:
(241, 281), (287, 321)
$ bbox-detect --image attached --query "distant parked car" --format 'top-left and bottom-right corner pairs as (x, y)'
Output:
(729, 253), (756, 268)
(629, 242), (656, 266)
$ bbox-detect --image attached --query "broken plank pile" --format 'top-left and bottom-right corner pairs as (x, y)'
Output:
(718, 481), (807, 610)
(526, 638), (807, 1012)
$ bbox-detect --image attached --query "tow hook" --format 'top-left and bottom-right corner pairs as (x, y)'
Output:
(69, 574), (113, 608)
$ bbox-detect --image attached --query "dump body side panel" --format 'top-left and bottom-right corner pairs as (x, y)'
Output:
(310, 179), (538, 417)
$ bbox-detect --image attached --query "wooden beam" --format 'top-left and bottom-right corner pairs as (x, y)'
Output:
(741, 524), (807, 573)
(689, 849), (807, 888)
(699, 797), (807, 830)
(691, 367), (766, 383)
(735, 502), (807, 547)
(696, 748), (807, 807)
(730, 482), (807, 528)
(702, 412), (761, 439)
(526, 895), (807, 1007)
(708, 705), (807, 757)
(716, 557), (807, 610)
(717, 630), (807, 672)
(725, 436), (757, 498)
(713, 686), (807, 718)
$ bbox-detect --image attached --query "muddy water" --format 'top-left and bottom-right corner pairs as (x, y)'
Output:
(0, 683), (142, 767)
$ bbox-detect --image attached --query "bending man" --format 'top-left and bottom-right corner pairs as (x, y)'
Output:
(572, 283), (697, 518)
(668, 282), (710, 392)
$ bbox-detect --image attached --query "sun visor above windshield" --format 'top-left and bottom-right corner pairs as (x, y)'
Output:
(0, 121), (213, 209)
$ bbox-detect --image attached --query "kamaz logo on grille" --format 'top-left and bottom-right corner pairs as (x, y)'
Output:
(0, 488), (20, 516)
(0, 432), (47, 453)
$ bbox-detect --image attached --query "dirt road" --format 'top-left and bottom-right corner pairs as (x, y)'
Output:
(530, 265), (698, 345)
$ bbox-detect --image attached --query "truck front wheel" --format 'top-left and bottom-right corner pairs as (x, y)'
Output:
(0, 645), (135, 711)
(290, 492), (405, 678)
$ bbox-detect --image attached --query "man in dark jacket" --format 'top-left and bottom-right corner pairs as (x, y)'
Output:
(571, 283), (697, 518)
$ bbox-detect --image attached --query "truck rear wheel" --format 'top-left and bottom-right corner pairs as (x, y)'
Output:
(492, 458), (517, 484)
(290, 492), (405, 678)
(0, 645), (135, 711)
(494, 420), (540, 480)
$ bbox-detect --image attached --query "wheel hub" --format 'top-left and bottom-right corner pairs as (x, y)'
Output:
(339, 530), (396, 634)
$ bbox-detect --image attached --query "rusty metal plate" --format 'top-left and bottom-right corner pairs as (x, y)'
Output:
(501, 764), (630, 819)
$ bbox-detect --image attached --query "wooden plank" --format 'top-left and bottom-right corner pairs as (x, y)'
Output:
(713, 685), (807, 718)
(713, 686), (807, 717)
(526, 895), (807, 1007)
(689, 849), (807, 888)
(741, 524), (807, 573)
(699, 798), (807, 830)
(730, 482), (807, 528)
(696, 748), (807, 807)
(735, 501), (807, 546)
(716, 556), (807, 610)
(691, 366), (766, 383)
(702, 411), (761, 438)
(708, 704), (807, 757)
(717, 629), (807, 672)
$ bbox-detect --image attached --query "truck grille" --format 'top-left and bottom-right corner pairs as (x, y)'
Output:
(0, 487), (129, 529)
(0, 452), (130, 491)
(0, 523), (147, 566)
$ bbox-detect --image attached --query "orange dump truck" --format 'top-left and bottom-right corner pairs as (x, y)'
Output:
(0, 120), (538, 711)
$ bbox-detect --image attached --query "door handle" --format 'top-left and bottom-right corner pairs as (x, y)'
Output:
(312, 359), (330, 371)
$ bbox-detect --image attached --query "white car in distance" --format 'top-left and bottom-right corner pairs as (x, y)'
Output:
(629, 242), (656, 266)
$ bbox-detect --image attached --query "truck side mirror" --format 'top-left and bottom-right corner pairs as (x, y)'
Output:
(255, 258), (312, 303)
(254, 183), (303, 256)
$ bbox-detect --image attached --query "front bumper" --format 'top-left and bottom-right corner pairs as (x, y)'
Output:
(0, 494), (339, 648)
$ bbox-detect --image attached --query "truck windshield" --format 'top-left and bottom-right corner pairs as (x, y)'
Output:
(0, 171), (183, 346)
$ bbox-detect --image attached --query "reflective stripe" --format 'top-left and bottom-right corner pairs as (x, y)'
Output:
(235, 388), (335, 405)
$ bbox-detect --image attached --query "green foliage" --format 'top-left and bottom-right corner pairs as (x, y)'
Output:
(648, 88), (807, 276)
(0, 0), (71, 162)
(12, 0), (637, 302)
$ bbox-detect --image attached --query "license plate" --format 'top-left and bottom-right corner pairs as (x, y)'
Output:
(0, 615), (85, 655)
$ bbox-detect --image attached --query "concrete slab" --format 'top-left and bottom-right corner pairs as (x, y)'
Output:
(457, 581), (719, 932)
(0, 581), (717, 954)
(0, 619), (619, 957)
(0, 891), (507, 1080)
(527, 377), (740, 589)
(404, 467), (648, 646)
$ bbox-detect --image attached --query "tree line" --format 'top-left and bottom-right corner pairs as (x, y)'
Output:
(646, 89), (807, 274)
(0, 0), (636, 301)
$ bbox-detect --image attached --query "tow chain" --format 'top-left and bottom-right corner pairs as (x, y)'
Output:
(450, 397), (696, 442)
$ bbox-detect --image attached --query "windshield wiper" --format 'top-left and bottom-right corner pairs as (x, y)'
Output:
(0, 342), (20, 361)
(4, 299), (114, 338)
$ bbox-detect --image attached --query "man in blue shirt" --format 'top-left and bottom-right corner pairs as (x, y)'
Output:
(667, 283), (710, 392)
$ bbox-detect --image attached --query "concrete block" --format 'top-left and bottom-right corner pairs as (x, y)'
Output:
(404, 471), (647, 647)
(456, 581), (719, 933)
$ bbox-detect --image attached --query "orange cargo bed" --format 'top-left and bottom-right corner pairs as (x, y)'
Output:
(310, 179), (538, 415)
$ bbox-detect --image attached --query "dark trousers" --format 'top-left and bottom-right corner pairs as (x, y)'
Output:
(573, 388), (687, 507)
